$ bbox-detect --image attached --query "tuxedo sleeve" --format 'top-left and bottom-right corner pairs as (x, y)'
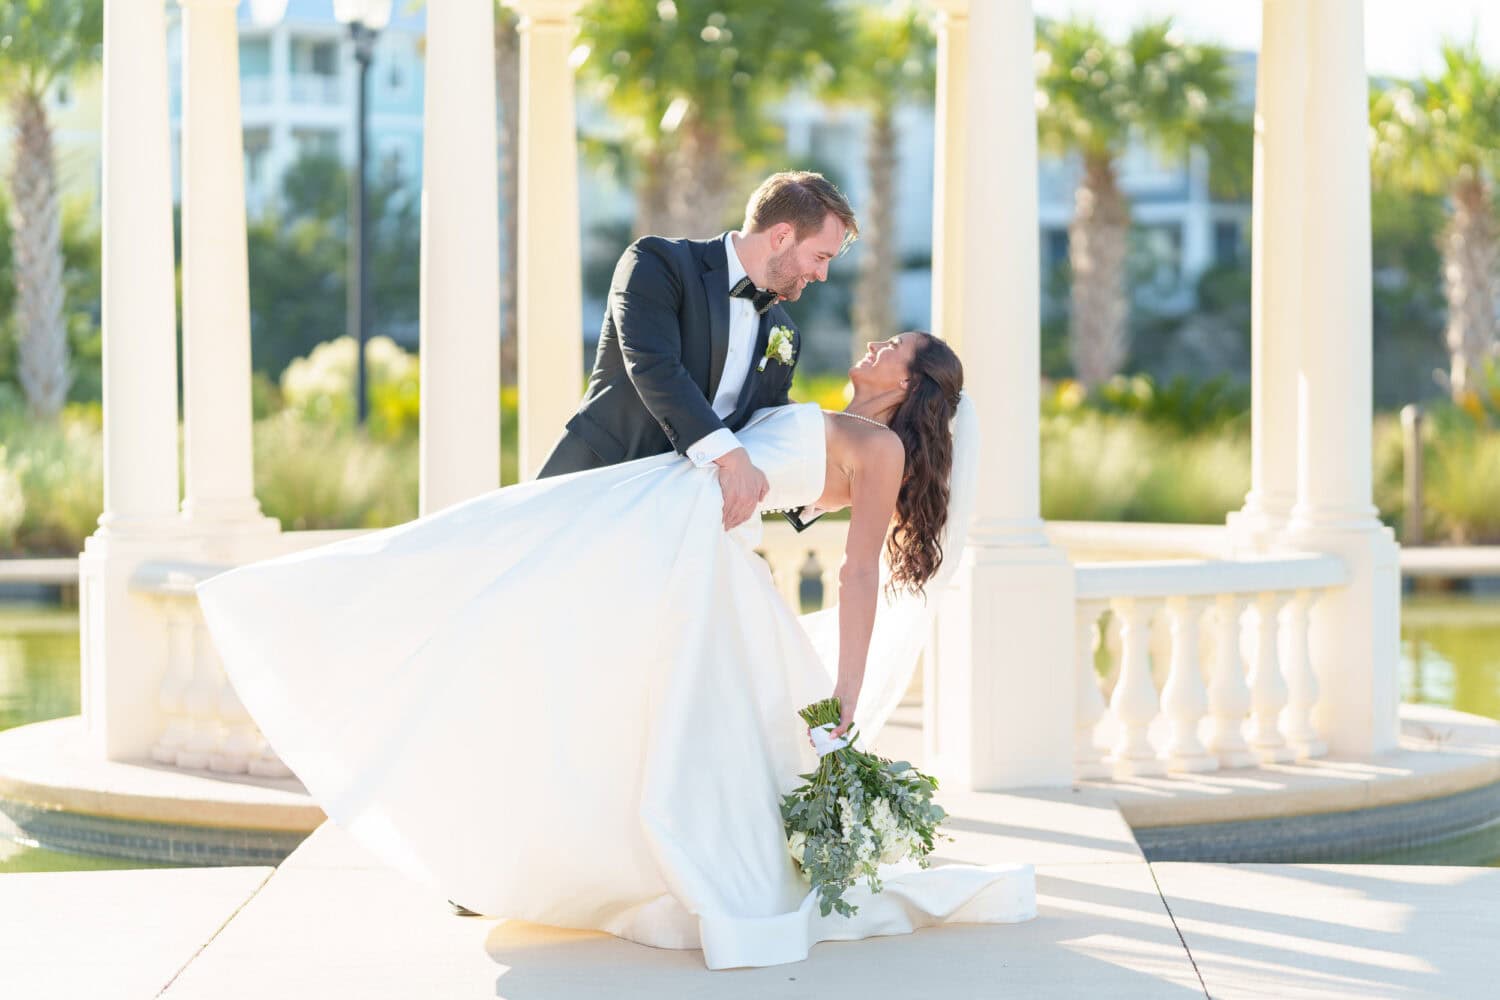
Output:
(611, 241), (726, 456)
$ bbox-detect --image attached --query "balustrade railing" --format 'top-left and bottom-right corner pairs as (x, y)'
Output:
(1073, 554), (1346, 780)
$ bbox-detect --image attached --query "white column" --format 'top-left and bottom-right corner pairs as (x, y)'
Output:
(81, 0), (194, 761)
(97, 0), (180, 537)
(420, 0), (502, 514)
(1284, 0), (1401, 756)
(927, 0), (1074, 790)
(930, 0), (967, 355)
(1230, 0), (1304, 547)
(178, 0), (271, 533)
(508, 0), (584, 480)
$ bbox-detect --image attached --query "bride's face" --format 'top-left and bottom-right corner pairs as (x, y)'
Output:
(764, 214), (846, 302)
(850, 333), (921, 393)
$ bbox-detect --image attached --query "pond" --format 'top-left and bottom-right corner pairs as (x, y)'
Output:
(1, 595), (1498, 870)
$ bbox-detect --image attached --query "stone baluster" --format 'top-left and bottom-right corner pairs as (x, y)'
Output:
(1107, 597), (1164, 776)
(1206, 593), (1257, 767)
(176, 619), (226, 769)
(1248, 590), (1295, 761)
(1280, 587), (1327, 758)
(819, 554), (841, 613)
(208, 640), (255, 774)
(1074, 601), (1109, 779)
(1161, 596), (1217, 772)
(768, 550), (802, 610)
(1149, 605), (1172, 689)
(150, 601), (197, 764)
(1101, 610), (1124, 699)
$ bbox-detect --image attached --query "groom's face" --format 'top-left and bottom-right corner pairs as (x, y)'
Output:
(764, 214), (847, 302)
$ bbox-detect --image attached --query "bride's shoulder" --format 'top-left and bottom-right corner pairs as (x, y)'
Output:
(823, 411), (903, 468)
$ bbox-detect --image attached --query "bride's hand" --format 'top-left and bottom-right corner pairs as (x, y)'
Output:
(829, 688), (857, 739)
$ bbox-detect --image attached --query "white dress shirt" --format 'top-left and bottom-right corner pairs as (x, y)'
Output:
(685, 232), (759, 466)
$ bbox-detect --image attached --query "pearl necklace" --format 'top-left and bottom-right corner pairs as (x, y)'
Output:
(825, 409), (889, 431)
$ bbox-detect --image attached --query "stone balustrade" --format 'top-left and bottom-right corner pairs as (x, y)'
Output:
(1073, 553), (1347, 780)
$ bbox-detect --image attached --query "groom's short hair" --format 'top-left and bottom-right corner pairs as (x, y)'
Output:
(744, 171), (858, 253)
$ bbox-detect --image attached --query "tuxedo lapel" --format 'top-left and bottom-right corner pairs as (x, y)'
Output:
(700, 237), (731, 402)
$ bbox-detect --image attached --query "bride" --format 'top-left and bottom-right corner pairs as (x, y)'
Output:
(196, 331), (1036, 971)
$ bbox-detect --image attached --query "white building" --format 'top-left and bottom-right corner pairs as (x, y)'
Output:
(165, 0), (428, 216)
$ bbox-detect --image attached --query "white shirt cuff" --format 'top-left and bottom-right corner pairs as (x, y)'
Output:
(686, 428), (741, 467)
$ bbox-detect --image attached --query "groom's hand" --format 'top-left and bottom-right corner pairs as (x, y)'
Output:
(713, 447), (769, 530)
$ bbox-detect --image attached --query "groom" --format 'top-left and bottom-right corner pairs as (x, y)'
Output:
(536, 170), (858, 530)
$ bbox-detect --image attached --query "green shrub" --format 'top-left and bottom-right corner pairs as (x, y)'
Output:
(0, 403), (104, 555)
(1040, 411), (1249, 523)
(252, 412), (418, 530)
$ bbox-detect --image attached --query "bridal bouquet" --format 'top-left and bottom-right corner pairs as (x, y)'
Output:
(781, 697), (950, 917)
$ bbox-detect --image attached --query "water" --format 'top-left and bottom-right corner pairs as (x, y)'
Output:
(2, 596), (1498, 870)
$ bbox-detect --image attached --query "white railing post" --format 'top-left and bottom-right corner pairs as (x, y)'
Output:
(1107, 597), (1164, 776)
(1248, 590), (1295, 761)
(1280, 587), (1327, 758)
(176, 620), (226, 770)
(1162, 596), (1216, 772)
(150, 601), (197, 765)
(1074, 601), (1109, 779)
(1206, 593), (1256, 767)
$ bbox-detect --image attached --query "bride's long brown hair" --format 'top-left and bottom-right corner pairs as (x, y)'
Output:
(886, 332), (964, 598)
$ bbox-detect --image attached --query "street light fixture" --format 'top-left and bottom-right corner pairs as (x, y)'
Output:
(333, 0), (392, 426)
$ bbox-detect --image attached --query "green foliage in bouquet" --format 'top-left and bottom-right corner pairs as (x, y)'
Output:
(781, 697), (950, 918)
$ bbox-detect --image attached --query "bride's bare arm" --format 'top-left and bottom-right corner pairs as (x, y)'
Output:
(830, 430), (905, 737)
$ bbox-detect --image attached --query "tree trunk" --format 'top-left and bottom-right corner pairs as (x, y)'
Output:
(1439, 173), (1497, 401)
(633, 145), (675, 240)
(852, 104), (897, 360)
(7, 90), (70, 419)
(1068, 155), (1130, 389)
(664, 120), (733, 239)
(495, 10), (520, 389)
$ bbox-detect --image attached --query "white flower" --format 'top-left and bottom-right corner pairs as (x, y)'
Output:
(786, 831), (807, 865)
(761, 325), (796, 371)
(880, 829), (911, 864)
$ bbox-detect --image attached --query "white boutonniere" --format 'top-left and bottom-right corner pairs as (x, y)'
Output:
(760, 325), (796, 372)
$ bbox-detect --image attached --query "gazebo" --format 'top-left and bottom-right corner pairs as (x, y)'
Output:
(79, 0), (1396, 791)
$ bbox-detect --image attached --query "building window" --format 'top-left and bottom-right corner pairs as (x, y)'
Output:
(293, 127), (341, 160)
(240, 37), (272, 76)
(243, 127), (271, 186)
(1213, 221), (1242, 266)
(1134, 223), (1183, 292)
(1043, 228), (1069, 272)
(290, 37), (342, 104)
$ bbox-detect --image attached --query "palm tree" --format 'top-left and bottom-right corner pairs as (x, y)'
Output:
(823, 1), (933, 360)
(578, 0), (845, 238)
(494, 2), (520, 387)
(0, 0), (102, 419)
(1371, 41), (1500, 402)
(1035, 17), (1240, 388)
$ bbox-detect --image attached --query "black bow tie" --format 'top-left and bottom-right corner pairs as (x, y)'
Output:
(730, 276), (778, 315)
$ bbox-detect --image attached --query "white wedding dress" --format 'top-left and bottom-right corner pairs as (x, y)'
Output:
(196, 400), (1035, 970)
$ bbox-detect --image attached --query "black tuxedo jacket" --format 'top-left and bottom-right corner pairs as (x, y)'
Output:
(536, 234), (802, 478)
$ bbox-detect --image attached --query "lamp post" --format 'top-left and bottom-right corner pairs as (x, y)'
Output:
(333, 0), (392, 426)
